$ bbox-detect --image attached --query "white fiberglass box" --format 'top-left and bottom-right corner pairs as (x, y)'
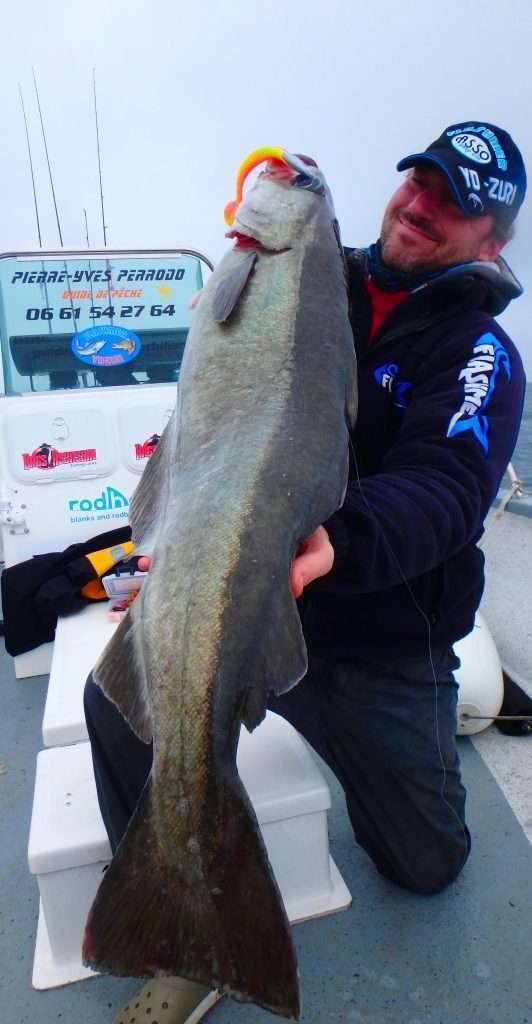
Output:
(28, 716), (351, 989)
(0, 386), (175, 567)
(0, 386), (175, 678)
(42, 603), (118, 747)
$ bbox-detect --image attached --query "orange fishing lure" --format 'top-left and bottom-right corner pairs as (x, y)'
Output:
(224, 146), (288, 226)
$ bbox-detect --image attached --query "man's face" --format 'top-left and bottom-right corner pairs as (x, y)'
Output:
(380, 165), (503, 273)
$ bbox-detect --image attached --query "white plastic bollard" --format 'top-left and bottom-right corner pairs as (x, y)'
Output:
(454, 613), (504, 735)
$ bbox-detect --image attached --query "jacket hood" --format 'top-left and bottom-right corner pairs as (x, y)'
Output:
(414, 255), (523, 316)
(346, 246), (523, 320)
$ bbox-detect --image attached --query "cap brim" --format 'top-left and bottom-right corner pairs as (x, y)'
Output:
(396, 152), (470, 215)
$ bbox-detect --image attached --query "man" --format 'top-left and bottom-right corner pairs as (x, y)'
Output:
(85, 121), (527, 1024)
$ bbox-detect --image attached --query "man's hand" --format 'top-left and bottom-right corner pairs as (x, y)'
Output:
(137, 525), (334, 599)
(289, 525), (334, 599)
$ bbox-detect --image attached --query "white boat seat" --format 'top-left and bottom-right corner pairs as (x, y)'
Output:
(28, 715), (351, 990)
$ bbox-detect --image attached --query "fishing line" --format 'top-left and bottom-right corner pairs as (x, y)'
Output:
(347, 435), (470, 846)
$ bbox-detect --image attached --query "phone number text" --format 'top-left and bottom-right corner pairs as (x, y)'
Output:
(25, 304), (177, 321)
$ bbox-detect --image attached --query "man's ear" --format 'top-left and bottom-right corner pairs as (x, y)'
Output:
(478, 233), (505, 262)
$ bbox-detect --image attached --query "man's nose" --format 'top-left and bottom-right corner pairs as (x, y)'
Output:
(405, 186), (434, 217)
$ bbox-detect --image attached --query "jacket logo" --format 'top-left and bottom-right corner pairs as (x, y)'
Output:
(446, 333), (511, 455)
(374, 363), (413, 408)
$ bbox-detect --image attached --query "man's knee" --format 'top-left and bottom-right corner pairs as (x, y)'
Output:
(401, 860), (466, 895)
(382, 827), (471, 895)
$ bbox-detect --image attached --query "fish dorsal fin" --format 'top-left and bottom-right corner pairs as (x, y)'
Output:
(128, 403), (178, 555)
(213, 249), (258, 323)
(93, 595), (153, 743)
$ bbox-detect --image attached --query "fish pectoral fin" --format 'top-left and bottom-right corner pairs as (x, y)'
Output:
(93, 595), (152, 743)
(242, 586), (308, 732)
(212, 249), (257, 323)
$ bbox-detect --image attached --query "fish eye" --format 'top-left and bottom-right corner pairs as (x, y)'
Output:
(293, 172), (315, 188)
(292, 172), (325, 196)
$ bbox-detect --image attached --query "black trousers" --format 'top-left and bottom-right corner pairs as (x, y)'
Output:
(84, 647), (470, 896)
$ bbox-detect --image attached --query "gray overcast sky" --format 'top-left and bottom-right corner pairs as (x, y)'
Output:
(1, 0), (532, 373)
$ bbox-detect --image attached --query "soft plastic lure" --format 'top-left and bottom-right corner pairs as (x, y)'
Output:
(224, 146), (322, 226)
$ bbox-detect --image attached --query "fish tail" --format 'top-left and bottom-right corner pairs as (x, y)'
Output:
(82, 774), (301, 1019)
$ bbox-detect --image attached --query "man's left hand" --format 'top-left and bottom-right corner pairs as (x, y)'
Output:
(289, 525), (334, 599)
(137, 525), (334, 599)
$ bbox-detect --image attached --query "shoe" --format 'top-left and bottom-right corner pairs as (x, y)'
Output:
(113, 976), (222, 1024)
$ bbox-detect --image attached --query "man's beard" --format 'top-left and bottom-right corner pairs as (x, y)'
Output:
(380, 209), (444, 275)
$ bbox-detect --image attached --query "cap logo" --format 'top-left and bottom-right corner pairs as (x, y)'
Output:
(451, 133), (492, 165)
(468, 193), (484, 213)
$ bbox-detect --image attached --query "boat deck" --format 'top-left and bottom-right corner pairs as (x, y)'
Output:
(1, 504), (531, 1024)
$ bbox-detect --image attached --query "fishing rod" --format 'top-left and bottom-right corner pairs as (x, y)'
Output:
(19, 77), (54, 334)
(83, 208), (90, 249)
(92, 69), (114, 325)
(83, 208), (97, 317)
(32, 67), (63, 247)
(18, 82), (42, 248)
(93, 68), (108, 247)
(31, 68), (81, 338)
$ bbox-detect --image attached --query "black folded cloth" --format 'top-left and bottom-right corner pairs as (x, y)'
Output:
(1, 526), (132, 657)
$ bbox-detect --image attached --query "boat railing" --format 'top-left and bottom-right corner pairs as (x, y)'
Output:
(493, 461), (532, 520)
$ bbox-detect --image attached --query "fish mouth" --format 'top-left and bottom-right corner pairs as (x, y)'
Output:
(225, 229), (290, 255)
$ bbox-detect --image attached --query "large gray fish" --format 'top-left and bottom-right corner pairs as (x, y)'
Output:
(82, 148), (357, 1018)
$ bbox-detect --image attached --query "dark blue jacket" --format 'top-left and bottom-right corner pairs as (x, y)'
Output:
(301, 249), (526, 659)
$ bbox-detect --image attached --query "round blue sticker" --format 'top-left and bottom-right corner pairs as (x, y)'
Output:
(71, 325), (142, 367)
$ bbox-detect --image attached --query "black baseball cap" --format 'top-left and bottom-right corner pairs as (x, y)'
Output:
(397, 122), (527, 227)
